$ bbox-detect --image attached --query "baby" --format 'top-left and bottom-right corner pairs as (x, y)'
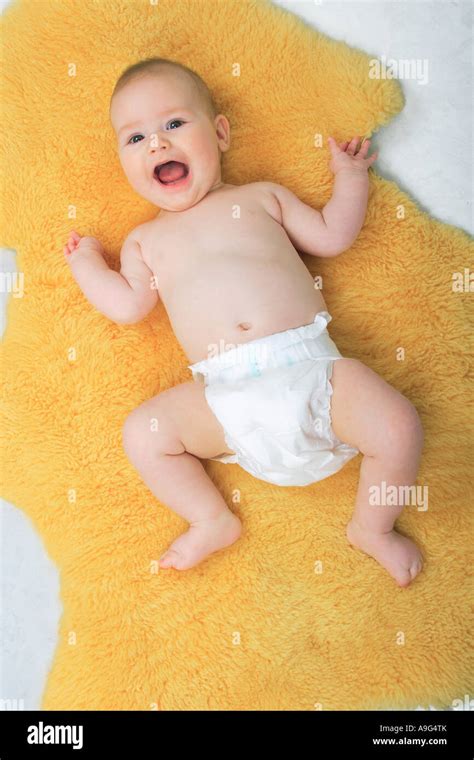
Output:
(64, 58), (424, 585)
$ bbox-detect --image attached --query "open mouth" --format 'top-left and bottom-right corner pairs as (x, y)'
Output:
(153, 160), (190, 187)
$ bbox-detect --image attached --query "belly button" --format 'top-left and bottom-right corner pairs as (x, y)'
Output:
(238, 322), (252, 331)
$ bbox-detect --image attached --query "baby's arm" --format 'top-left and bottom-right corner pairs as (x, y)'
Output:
(63, 230), (158, 324)
(322, 136), (377, 250)
(269, 136), (377, 257)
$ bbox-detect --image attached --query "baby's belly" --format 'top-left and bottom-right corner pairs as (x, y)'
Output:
(159, 257), (327, 364)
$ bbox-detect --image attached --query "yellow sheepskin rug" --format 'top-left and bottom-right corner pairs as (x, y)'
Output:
(1, 0), (472, 710)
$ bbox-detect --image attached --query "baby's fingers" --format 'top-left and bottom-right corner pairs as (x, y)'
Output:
(63, 232), (80, 257)
(68, 231), (81, 248)
(366, 150), (378, 166)
(327, 136), (343, 155)
(346, 136), (360, 155)
(357, 138), (371, 158)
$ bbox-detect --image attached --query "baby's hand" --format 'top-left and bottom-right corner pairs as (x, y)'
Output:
(63, 230), (104, 262)
(327, 135), (378, 175)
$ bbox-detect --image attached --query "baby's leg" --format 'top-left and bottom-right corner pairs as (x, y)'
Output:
(122, 381), (241, 570)
(329, 358), (424, 586)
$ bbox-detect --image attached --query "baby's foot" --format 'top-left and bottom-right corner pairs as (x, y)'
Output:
(346, 519), (423, 587)
(159, 511), (242, 570)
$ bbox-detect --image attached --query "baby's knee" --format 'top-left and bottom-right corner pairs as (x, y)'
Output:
(122, 401), (182, 459)
(383, 398), (424, 459)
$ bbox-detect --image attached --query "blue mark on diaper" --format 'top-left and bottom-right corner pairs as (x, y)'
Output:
(285, 355), (295, 366)
(250, 359), (261, 377)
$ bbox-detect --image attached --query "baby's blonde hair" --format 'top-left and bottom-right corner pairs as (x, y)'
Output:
(110, 57), (218, 121)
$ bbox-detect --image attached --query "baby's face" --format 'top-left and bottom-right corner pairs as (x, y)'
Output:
(110, 72), (230, 212)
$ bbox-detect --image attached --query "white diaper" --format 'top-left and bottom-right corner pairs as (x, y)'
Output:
(188, 311), (360, 487)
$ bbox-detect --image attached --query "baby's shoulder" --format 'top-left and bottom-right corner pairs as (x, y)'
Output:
(246, 180), (281, 195)
(244, 181), (282, 222)
(127, 220), (154, 250)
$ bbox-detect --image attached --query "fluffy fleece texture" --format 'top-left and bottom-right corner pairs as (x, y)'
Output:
(1, 0), (473, 710)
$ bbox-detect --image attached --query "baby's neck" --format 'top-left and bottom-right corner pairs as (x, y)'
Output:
(155, 181), (234, 219)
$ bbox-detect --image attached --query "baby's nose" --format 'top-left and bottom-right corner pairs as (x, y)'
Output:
(148, 133), (170, 151)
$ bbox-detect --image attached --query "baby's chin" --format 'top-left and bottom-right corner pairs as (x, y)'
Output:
(154, 199), (197, 212)
(135, 175), (215, 212)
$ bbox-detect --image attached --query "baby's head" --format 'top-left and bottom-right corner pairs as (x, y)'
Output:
(110, 58), (230, 212)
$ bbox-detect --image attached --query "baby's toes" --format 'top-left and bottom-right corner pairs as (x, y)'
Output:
(396, 567), (413, 588)
(409, 557), (423, 581)
(397, 554), (423, 587)
(159, 550), (181, 569)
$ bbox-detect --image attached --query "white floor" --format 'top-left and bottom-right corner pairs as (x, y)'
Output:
(1, 0), (471, 711)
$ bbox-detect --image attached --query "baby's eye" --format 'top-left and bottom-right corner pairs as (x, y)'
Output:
(167, 119), (184, 130)
(128, 134), (144, 145)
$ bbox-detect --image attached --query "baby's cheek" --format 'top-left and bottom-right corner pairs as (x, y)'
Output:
(123, 161), (142, 186)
